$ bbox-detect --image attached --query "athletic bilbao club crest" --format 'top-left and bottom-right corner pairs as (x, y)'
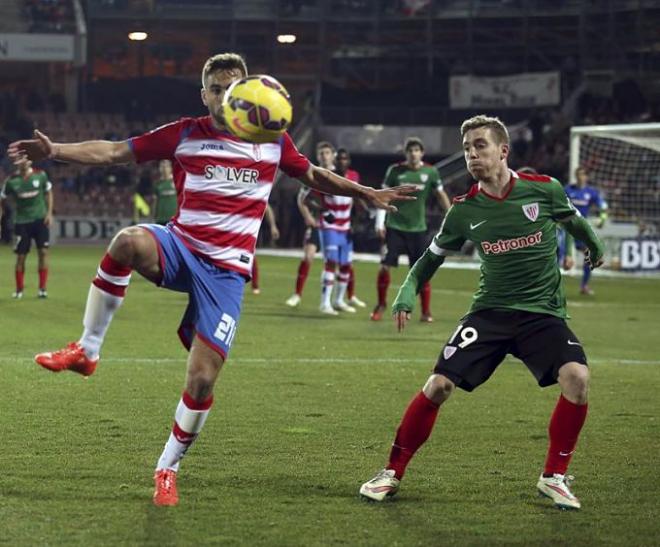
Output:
(443, 346), (457, 360)
(522, 202), (539, 222)
(420, 174), (428, 182)
(33, 180), (39, 188)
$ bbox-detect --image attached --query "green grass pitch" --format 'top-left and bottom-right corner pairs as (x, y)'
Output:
(1, 246), (659, 546)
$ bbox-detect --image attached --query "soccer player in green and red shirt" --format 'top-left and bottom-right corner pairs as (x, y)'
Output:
(359, 115), (605, 511)
(152, 160), (178, 226)
(372, 137), (451, 322)
(0, 157), (53, 298)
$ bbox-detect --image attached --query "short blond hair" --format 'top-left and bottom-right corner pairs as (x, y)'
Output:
(460, 115), (510, 145)
(201, 53), (248, 88)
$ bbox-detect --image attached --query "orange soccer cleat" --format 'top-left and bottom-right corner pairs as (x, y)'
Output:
(370, 305), (386, 321)
(34, 342), (98, 377)
(153, 469), (179, 506)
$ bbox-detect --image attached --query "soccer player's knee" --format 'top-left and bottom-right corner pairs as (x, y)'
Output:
(112, 226), (142, 255)
(423, 374), (454, 404)
(560, 362), (590, 394)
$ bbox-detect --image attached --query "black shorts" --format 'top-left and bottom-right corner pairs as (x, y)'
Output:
(303, 226), (320, 248)
(434, 309), (588, 392)
(381, 228), (428, 267)
(14, 219), (50, 255)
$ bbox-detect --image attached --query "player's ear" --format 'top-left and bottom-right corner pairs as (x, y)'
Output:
(501, 143), (509, 160)
(200, 88), (208, 107)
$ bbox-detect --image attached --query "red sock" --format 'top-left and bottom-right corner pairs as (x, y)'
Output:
(347, 265), (355, 299)
(387, 392), (439, 479)
(39, 268), (48, 290)
(251, 257), (259, 290)
(15, 270), (24, 292)
(92, 253), (132, 297)
(420, 282), (431, 315)
(376, 269), (390, 307)
(295, 260), (310, 296)
(544, 395), (588, 476)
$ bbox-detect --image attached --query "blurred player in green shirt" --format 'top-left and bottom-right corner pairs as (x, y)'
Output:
(152, 160), (177, 225)
(371, 137), (451, 322)
(360, 115), (605, 511)
(0, 157), (53, 298)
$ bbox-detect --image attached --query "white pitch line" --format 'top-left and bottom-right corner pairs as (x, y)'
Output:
(1, 357), (659, 366)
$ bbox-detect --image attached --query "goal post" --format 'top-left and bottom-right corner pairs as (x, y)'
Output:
(569, 123), (660, 272)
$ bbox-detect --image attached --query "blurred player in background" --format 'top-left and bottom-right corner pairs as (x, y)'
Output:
(285, 146), (365, 309)
(152, 160), (177, 226)
(10, 52), (415, 507)
(250, 203), (279, 295)
(371, 137), (451, 322)
(0, 157), (53, 298)
(564, 166), (608, 295)
(360, 115), (605, 511)
(314, 141), (358, 314)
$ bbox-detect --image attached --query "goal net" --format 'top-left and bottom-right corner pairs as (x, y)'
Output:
(569, 123), (660, 269)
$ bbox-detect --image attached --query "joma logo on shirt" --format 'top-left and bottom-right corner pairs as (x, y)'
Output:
(481, 231), (543, 255)
(204, 165), (259, 184)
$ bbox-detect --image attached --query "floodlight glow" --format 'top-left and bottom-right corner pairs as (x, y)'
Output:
(128, 32), (148, 41)
(277, 34), (296, 44)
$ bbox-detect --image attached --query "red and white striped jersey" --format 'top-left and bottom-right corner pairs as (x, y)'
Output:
(318, 168), (360, 232)
(130, 116), (310, 276)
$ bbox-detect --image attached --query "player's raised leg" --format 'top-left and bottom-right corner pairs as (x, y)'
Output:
(537, 361), (589, 510)
(154, 335), (223, 506)
(34, 226), (162, 376)
(360, 374), (452, 501)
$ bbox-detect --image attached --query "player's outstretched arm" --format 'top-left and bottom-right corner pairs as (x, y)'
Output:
(559, 213), (606, 270)
(300, 166), (417, 213)
(392, 249), (445, 332)
(8, 130), (134, 166)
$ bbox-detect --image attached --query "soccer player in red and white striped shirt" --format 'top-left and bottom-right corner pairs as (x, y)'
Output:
(9, 52), (416, 507)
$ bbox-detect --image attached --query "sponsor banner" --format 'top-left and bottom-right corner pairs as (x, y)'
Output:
(450, 72), (560, 109)
(55, 216), (133, 242)
(0, 33), (75, 62)
(620, 239), (660, 271)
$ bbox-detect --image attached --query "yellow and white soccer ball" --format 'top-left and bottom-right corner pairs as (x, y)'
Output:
(222, 75), (293, 143)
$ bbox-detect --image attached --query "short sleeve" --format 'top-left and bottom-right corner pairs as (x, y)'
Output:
(552, 179), (578, 220)
(382, 165), (396, 188)
(129, 118), (191, 164)
(430, 206), (465, 254)
(431, 168), (442, 190)
(279, 133), (311, 178)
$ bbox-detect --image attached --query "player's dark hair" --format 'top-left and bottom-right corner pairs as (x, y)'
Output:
(336, 147), (350, 157)
(316, 141), (335, 152)
(201, 53), (248, 88)
(461, 115), (510, 145)
(404, 137), (424, 152)
(575, 166), (588, 177)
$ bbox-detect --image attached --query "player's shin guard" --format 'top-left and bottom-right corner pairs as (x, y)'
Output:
(295, 260), (310, 296)
(347, 265), (355, 299)
(335, 265), (351, 304)
(156, 392), (213, 472)
(420, 282), (431, 315)
(321, 264), (335, 308)
(544, 395), (588, 476)
(387, 391), (439, 479)
(376, 269), (390, 307)
(79, 253), (132, 360)
(15, 270), (24, 293)
(39, 268), (48, 290)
